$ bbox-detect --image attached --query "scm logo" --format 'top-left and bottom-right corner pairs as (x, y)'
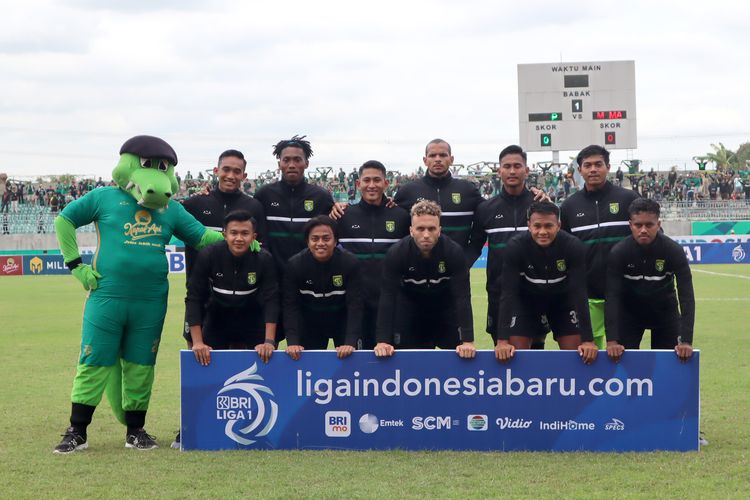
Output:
(325, 411), (351, 437)
(412, 416), (457, 430)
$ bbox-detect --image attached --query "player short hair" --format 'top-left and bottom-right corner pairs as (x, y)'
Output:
(425, 138), (451, 155)
(223, 210), (256, 231)
(359, 160), (386, 177)
(527, 201), (559, 219)
(303, 215), (338, 241)
(499, 145), (527, 163)
(628, 198), (660, 218)
(272, 135), (313, 160)
(410, 200), (441, 218)
(217, 149), (247, 168)
(576, 145), (610, 167)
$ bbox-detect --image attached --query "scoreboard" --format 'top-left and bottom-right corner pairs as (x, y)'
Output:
(518, 61), (636, 152)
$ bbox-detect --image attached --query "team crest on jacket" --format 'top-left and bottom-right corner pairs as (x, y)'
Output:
(451, 193), (461, 204)
(332, 275), (343, 287)
(556, 259), (566, 272)
(304, 200), (314, 212)
(247, 272), (257, 285)
(438, 261), (446, 273)
(609, 202), (620, 214)
(655, 259), (665, 272)
(385, 220), (395, 232)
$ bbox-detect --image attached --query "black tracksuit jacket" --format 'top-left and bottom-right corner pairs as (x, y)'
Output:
(605, 232), (695, 343)
(499, 231), (592, 342)
(376, 235), (474, 344)
(282, 247), (363, 347)
(254, 179), (334, 270)
(185, 242), (279, 340)
(394, 173), (482, 254)
(560, 181), (639, 300)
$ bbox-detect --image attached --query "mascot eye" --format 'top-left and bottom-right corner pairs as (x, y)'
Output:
(140, 157), (169, 171)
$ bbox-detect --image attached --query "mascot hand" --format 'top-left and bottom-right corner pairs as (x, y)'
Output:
(71, 264), (102, 291)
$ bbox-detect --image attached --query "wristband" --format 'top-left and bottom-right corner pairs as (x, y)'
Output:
(264, 339), (276, 346)
(65, 257), (83, 271)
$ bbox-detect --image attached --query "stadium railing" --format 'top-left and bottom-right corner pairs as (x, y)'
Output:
(659, 200), (750, 221)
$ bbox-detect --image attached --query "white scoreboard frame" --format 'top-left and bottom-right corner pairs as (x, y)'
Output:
(517, 60), (637, 153)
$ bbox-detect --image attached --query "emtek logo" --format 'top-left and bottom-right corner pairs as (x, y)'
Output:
(325, 411), (351, 437)
(604, 418), (625, 431)
(412, 416), (458, 430)
(467, 415), (488, 431)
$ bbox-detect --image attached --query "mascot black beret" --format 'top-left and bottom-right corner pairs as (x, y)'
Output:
(119, 135), (178, 166)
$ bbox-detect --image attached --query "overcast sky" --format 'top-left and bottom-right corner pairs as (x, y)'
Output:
(1, 0), (747, 180)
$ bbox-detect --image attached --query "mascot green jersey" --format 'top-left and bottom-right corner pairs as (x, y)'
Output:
(53, 135), (223, 453)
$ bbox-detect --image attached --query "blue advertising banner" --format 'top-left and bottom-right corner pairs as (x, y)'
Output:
(681, 242), (749, 264)
(22, 254), (93, 275)
(180, 350), (700, 452)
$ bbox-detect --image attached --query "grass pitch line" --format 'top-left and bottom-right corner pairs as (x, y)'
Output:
(692, 269), (750, 280)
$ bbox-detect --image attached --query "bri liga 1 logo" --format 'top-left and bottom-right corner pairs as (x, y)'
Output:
(216, 364), (278, 445)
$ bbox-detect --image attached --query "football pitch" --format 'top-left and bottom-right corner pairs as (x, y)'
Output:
(1, 266), (748, 498)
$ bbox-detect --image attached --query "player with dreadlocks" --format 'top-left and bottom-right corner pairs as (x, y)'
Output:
(254, 136), (335, 342)
(255, 135), (334, 270)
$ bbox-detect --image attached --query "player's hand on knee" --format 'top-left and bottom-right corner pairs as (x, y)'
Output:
(578, 341), (598, 365)
(254, 342), (274, 363)
(192, 342), (212, 366)
(495, 340), (515, 363)
(456, 342), (476, 359)
(374, 342), (395, 357)
(336, 345), (355, 359)
(675, 342), (693, 362)
(286, 344), (304, 361)
(606, 341), (625, 363)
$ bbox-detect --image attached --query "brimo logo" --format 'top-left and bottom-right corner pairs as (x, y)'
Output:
(216, 363), (278, 445)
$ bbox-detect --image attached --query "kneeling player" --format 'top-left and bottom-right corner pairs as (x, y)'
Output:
(605, 198), (695, 362)
(283, 216), (363, 359)
(374, 200), (476, 358)
(186, 210), (279, 366)
(495, 202), (597, 364)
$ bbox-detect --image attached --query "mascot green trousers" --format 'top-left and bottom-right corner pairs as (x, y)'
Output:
(54, 136), (222, 452)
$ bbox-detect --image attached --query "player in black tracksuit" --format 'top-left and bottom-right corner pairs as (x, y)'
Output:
(605, 198), (695, 360)
(376, 234), (474, 350)
(560, 145), (640, 349)
(255, 178), (334, 270)
(180, 151), (266, 342)
(338, 161), (411, 349)
(393, 140), (482, 257)
(496, 202), (597, 364)
(254, 137), (335, 272)
(185, 241), (279, 349)
(283, 217), (363, 354)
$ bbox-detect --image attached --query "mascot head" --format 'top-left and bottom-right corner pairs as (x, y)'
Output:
(113, 135), (179, 209)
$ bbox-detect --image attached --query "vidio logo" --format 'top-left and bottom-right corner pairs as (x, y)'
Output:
(216, 363), (278, 445)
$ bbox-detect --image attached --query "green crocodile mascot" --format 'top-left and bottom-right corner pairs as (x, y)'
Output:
(53, 135), (224, 453)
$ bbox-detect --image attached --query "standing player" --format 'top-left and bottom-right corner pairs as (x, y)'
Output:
(604, 198), (695, 362)
(393, 139), (482, 256)
(180, 150), (266, 343)
(283, 216), (363, 359)
(374, 200), (476, 358)
(185, 211), (279, 366)
(495, 202), (597, 364)
(173, 149), (265, 449)
(467, 145), (548, 347)
(254, 136), (335, 273)
(560, 145), (639, 349)
(337, 160), (410, 349)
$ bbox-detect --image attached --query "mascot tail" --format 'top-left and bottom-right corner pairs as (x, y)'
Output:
(105, 358), (127, 426)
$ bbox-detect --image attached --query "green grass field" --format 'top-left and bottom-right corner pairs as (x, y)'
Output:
(1, 266), (749, 498)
